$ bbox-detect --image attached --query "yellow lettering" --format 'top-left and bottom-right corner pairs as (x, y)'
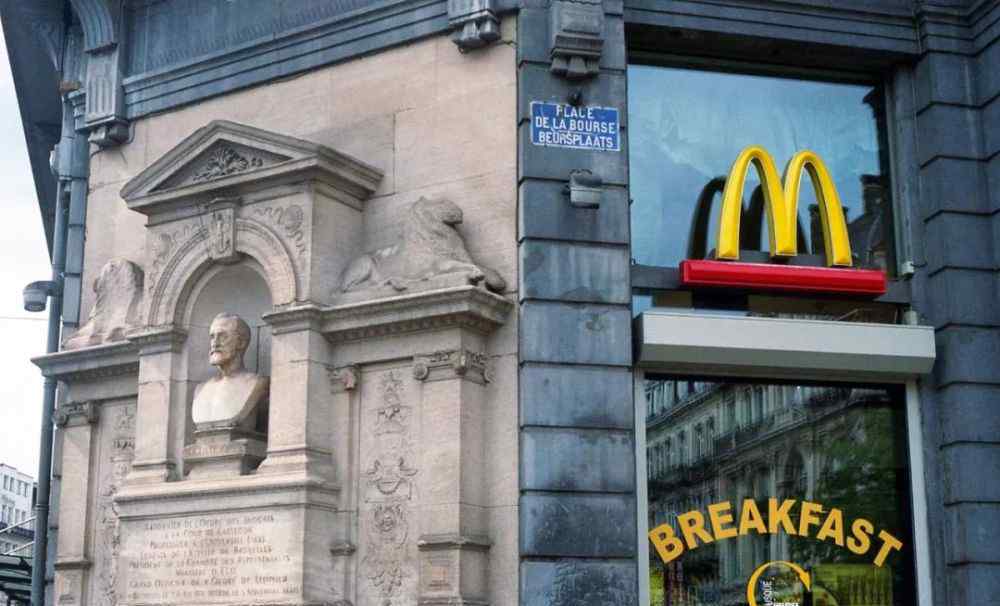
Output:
(677, 510), (714, 549)
(708, 501), (738, 540)
(768, 498), (797, 536)
(738, 498), (767, 536)
(873, 530), (903, 567)
(798, 501), (824, 537)
(847, 518), (874, 555)
(648, 524), (685, 564)
(816, 507), (845, 547)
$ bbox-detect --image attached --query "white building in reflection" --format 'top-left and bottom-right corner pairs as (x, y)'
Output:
(644, 380), (894, 606)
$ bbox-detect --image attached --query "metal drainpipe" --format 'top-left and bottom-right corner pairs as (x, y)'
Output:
(30, 177), (68, 606)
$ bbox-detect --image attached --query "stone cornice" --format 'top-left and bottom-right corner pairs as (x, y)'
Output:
(127, 326), (188, 354)
(32, 341), (139, 382)
(321, 286), (512, 343)
(262, 304), (325, 335)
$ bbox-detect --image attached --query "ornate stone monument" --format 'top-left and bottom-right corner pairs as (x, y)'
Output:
(34, 120), (514, 606)
(184, 312), (270, 479)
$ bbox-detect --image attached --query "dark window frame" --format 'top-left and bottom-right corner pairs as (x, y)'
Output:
(624, 48), (916, 307)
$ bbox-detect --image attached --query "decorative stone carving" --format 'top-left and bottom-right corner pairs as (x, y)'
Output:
(55, 401), (99, 427)
(185, 312), (269, 478)
(193, 146), (265, 182)
(254, 204), (306, 257)
(64, 258), (144, 350)
(206, 198), (240, 263)
(412, 349), (491, 384)
(329, 364), (360, 392)
(156, 142), (289, 191)
(97, 404), (135, 606)
(337, 198), (505, 301)
(361, 371), (417, 602)
(549, 0), (605, 80)
(448, 0), (500, 51)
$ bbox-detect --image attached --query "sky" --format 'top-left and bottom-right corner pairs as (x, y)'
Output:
(0, 27), (53, 480)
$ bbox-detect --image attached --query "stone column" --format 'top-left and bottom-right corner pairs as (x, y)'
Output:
(413, 349), (492, 605)
(126, 327), (187, 484)
(328, 365), (360, 606)
(258, 306), (336, 482)
(52, 401), (99, 606)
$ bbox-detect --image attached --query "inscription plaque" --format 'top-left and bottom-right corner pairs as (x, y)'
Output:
(121, 510), (300, 604)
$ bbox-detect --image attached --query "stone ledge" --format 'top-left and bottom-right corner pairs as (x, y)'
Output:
(321, 285), (512, 343)
(31, 340), (139, 382)
(417, 533), (492, 552)
(116, 472), (340, 519)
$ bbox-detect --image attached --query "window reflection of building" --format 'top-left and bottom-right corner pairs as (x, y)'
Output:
(645, 380), (897, 606)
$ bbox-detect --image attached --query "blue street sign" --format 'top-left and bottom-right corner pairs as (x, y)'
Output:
(530, 101), (620, 152)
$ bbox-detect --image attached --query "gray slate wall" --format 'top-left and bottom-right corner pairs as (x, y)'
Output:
(908, 1), (1000, 603)
(517, 1), (638, 604)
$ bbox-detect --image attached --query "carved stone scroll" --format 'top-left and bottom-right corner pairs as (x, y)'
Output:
(64, 258), (144, 350)
(412, 349), (491, 384)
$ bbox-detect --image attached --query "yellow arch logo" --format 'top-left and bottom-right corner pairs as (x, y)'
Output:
(716, 146), (853, 267)
(746, 560), (812, 606)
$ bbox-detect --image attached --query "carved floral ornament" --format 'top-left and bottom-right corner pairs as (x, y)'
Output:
(191, 145), (266, 183)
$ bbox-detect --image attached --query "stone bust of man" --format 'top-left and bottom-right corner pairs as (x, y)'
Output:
(192, 312), (269, 428)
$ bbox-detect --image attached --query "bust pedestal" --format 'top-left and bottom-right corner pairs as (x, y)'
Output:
(186, 363), (269, 479)
(183, 423), (266, 479)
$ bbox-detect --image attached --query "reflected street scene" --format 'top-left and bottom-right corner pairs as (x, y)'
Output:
(643, 379), (916, 606)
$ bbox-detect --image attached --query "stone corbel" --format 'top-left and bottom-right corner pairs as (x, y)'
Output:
(328, 365), (360, 393)
(55, 401), (100, 428)
(69, 0), (129, 147)
(549, 0), (605, 80)
(448, 0), (501, 51)
(412, 349), (491, 384)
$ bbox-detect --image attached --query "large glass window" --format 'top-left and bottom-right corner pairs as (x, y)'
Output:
(628, 65), (893, 274)
(643, 378), (916, 605)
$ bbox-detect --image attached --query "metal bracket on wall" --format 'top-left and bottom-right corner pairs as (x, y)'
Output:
(549, 0), (604, 80)
(565, 169), (603, 208)
(448, 0), (501, 51)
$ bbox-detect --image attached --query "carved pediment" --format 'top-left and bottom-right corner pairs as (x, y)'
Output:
(154, 141), (291, 191)
(121, 120), (383, 216)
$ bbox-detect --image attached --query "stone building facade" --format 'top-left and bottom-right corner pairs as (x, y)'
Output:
(3, 1), (998, 605)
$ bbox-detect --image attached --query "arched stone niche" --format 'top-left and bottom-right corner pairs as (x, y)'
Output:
(182, 261), (273, 385)
(120, 120), (382, 485)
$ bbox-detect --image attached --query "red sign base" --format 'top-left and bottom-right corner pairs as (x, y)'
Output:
(679, 260), (888, 296)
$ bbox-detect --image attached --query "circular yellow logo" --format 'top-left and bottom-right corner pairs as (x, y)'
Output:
(746, 560), (812, 606)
